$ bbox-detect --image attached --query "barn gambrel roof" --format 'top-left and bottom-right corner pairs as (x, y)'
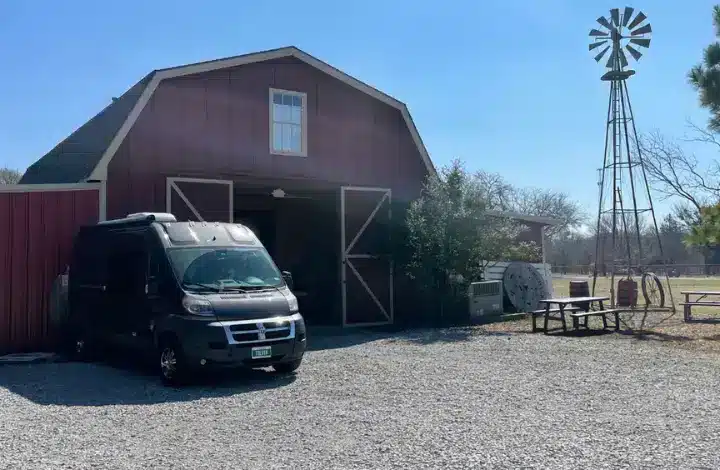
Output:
(21, 46), (434, 184)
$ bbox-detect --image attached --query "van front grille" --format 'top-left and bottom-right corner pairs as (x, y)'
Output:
(212, 317), (297, 345)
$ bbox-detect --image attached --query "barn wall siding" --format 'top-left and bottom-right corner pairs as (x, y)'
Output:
(0, 189), (99, 353)
(107, 57), (429, 217)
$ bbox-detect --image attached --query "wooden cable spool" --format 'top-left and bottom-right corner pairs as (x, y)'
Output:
(502, 262), (548, 313)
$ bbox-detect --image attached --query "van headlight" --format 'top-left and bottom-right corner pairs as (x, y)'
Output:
(281, 289), (299, 313)
(286, 294), (299, 313)
(182, 296), (215, 317)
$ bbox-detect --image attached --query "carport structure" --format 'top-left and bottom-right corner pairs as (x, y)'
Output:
(18, 46), (434, 332)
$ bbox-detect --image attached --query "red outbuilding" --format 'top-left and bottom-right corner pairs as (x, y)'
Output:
(2, 46), (436, 351)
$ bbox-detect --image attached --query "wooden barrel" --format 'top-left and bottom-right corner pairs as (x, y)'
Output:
(569, 280), (590, 311)
(617, 279), (638, 307)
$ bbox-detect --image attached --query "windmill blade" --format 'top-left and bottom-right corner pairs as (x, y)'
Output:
(605, 50), (615, 68)
(605, 47), (626, 68)
(597, 16), (613, 30)
(626, 44), (643, 61)
(622, 7), (634, 26)
(589, 40), (608, 51)
(631, 23), (652, 36)
(610, 8), (620, 26)
(590, 28), (610, 37)
(595, 45), (611, 62)
(618, 48), (628, 67)
(627, 11), (647, 30)
(630, 38), (651, 48)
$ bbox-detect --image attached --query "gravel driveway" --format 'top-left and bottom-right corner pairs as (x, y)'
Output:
(1, 329), (720, 469)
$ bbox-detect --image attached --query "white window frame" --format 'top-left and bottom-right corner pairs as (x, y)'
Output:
(269, 88), (308, 157)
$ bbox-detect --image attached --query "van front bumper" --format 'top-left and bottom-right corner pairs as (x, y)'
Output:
(179, 313), (307, 369)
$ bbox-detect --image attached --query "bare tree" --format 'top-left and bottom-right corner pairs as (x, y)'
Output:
(0, 167), (21, 185)
(474, 170), (586, 237)
(509, 187), (586, 237)
(474, 170), (515, 211)
(636, 125), (720, 227)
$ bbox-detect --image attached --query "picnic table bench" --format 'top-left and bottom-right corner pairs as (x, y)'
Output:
(679, 291), (720, 321)
(533, 296), (622, 334)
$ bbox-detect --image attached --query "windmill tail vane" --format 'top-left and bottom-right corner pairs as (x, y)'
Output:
(589, 7), (652, 70)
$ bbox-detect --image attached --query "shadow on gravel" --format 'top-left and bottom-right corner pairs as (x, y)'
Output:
(629, 331), (694, 342)
(686, 318), (720, 325)
(306, 326), (512, 349)
(382, 327), (511, 345)
(0, 357), (296, 407)
(306, 326), (403, 351)
(307, 333), (391, 351)
(542, 328), (617, 338)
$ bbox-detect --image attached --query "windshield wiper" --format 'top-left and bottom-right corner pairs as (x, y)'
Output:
(216, 286), (251, 292)
(243, 285), (285, 293)
(182, 282), (221, 292)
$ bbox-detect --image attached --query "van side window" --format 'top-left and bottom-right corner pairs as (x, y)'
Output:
(106, 232), (148, 297)
(71, 232), (107, 286)
(145, 233), (171, 293)
(148, 252), (161, 280)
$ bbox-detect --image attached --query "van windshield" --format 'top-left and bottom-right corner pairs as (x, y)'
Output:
(168, 247), (284, 290)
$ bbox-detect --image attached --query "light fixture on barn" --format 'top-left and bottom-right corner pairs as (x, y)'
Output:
(588, 7), (674, 313)
(270, 188), (312, 199)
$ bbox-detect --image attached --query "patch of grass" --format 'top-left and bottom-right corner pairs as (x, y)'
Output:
(555, 276), (720, 319)
(485, 276), (720, 353)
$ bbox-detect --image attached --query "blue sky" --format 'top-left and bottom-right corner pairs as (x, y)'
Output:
(0, 0), (718, 218)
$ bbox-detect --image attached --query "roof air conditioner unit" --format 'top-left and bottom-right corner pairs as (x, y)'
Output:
(469, 281), (503, 320)
(126, 212), (177, 223)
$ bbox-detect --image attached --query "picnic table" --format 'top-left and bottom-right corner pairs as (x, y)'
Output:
(680, 291), (720, 321)
(532, 296), (621, 334)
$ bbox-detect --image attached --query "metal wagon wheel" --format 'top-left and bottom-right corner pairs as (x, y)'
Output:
(641, 272), (665, 307)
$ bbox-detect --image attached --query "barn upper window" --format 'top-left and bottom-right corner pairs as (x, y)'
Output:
(270, 88), (307, 156)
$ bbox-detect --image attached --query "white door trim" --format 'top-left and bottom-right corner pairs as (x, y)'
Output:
(340, 186), (393, 327)
(166, 177), (234, 222)
(0, 183), (101, 193)
(0, 182), (104, 221)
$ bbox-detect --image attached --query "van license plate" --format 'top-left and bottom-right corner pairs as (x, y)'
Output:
(251, 346), (272, 359)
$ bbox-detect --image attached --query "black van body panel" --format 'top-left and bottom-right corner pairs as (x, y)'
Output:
(161, 314), (307, 369)
(67, 216), (306, 374)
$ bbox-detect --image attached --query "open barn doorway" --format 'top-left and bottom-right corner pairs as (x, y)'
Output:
(232, 183), (340, 326)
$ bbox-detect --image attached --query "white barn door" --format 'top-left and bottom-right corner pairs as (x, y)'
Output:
(340, 186), (393, 327)
(166, 177), (233, 222)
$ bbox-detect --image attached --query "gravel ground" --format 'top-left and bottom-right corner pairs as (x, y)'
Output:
(2, 329), (720, 469)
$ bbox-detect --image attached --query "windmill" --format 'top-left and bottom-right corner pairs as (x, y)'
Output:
(588, 7), (674, 313)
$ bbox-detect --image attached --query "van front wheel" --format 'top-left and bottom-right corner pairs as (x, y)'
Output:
(159, 338), (189, 386)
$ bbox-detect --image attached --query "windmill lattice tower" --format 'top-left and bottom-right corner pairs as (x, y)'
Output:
(588, 7), (674, 312)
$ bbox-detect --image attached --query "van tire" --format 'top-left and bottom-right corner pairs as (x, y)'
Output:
(272, 358), (302, 374)
(158, 336), (189, 386)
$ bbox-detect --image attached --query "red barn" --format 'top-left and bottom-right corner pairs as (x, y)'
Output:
(5, 46), (435, 350)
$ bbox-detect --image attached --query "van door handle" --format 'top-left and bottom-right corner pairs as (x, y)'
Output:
(79, 284), (107, 291)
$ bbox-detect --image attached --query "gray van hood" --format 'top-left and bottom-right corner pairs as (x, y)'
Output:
(204, 289), (294, 321)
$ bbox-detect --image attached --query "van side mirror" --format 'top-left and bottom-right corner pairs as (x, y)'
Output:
(281, 271), (294, 290)
(146, 278), (159, 296)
